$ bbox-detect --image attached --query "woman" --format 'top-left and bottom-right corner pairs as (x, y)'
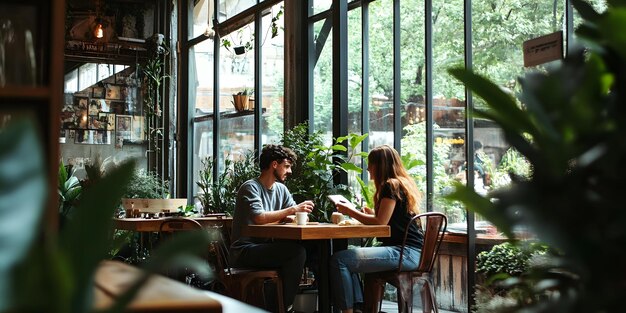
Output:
(330, 145), (424, 313)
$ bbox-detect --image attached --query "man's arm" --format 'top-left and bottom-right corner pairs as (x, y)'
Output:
(251, 200), (314, 224)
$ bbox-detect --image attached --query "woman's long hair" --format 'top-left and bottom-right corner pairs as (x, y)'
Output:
(368, 145), (421, 215)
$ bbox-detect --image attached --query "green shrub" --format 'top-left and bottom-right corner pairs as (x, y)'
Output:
(476, 242), (548, 278)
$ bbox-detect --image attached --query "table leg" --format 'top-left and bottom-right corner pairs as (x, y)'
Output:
(318, 239), (330, 313)
(318, 238), (349, 313)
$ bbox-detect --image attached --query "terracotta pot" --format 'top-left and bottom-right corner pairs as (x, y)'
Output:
(232, 95), (250, 111)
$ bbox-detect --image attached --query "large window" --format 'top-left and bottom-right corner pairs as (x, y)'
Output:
(186, 0), (285, 201)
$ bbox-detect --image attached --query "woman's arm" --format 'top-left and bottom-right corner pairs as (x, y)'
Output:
(335, 198), (395, 225)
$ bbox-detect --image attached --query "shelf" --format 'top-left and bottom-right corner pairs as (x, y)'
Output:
(193, 108), (267, 123)
(0, 87), (49, 99)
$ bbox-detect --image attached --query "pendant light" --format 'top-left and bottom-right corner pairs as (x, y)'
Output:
(94, 0), (104, 39)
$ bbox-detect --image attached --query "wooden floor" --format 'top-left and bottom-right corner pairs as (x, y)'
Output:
(380, 300), (458, 313)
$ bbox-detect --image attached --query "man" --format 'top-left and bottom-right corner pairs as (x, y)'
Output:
(230, 144), (315, 311)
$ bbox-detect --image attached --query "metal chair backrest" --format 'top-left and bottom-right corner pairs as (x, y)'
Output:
(397, 212), (447, 273)
(159, 217), (204, 232)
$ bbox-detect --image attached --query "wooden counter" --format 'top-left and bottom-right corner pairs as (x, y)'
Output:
(94, 260), (222, 312)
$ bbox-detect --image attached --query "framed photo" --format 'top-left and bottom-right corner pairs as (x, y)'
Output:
(116, 114), (132, 142)
(109, 101), (126, 114)
(88, 115), (102, 129)
(88, 99), (101, 115)
(92, 86), (105, 99)
(76, 109), (88, 129)
(99, 113), (116, 131)
(130, 116), (144, 142)
(106, 85), (121, 100)
(74, 96), (89, 110)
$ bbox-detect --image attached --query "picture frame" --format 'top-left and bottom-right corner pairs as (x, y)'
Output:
(106, 84), (121, 100)
(109, 101), (125, 114)
(74, 96), (89, 110)
(88, 99), (100, 115)
(116, 114), (132, 142)
(99, 112), (116, 131)
(92, 86), (105, 99)
(130, 116), (144, 142)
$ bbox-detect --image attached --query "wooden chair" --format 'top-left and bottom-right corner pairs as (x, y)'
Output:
(364, 212), (447, 313)
(210, 235), (285, 313)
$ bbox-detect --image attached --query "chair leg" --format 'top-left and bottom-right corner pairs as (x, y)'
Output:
(396, 274), (413, 313)
(274, 278), (286, 313)
(420, 279), (438, 313)
(363, 275), (385, 313)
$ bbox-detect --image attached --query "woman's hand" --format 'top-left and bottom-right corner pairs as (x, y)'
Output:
(362, 206), (374, 215)
(335, 201), (356, 215)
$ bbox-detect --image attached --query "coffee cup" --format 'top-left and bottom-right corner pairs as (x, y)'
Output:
(296, 212), (308, 225)
(332, 212), (344, 224)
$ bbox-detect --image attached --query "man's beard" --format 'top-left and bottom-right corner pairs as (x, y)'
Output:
(273, 169), (286, 183)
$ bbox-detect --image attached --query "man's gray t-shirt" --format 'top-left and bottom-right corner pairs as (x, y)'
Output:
(230, 178), (296, 253)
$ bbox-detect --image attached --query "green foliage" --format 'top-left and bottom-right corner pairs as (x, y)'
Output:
(233, 88), (253, 96)
(123, 169), (169, 199)
(58, 160), (82, 221)
(476, 242), (548, 278)
(401, 122), (465, 221)
(2, 119), (212, 312)
(197, 151), (259, 216)
(447, 2), (626, 312)
(281, 122), (368, 222)
(491, 147), (532, 190)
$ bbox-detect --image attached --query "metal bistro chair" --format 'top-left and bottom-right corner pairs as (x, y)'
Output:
(210, 235), (286, 313)
(364, 212), (447, 313)
(158, 217), (206, 284)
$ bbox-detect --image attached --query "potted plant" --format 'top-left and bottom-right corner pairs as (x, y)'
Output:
(196, 151), (259, 216)
(121, 169), (186, 216)
(232, 88), (253, 112)
(281, 122), (368, 222)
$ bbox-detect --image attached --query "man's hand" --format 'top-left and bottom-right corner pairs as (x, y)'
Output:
(292, 200), (314, 213)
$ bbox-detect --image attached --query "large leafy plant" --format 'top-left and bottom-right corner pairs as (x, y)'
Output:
(282, 122), (368, 222)
(447, 1), (626, 312)
(197, 151), (259, 216)
(1, 119), (212, 312)
(58, 160), (82, 223)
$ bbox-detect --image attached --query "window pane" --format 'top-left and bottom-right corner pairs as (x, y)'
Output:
(261, 3), (285, 145)
(311, 0), (332, 16)
(400, 0), (426, 210)
(432, 0), (466, 226)
(78, 63), (97, 91)
(368, 0), (394, 149)
(193, 119), (214, 200)
(347, 6), (363, 194)
(191, 39), (215, 115)
(190, 0), (213, 39)
(472, 0), (564, 235)
(219, 20), (255, 167)
(217, 0), (256, 23)
(312, 18), (333, 144)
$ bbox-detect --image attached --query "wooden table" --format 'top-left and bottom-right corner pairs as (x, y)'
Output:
(114, 216), (232, 232)
(94, 260), (222, 312)
(242, 223), (390, 313)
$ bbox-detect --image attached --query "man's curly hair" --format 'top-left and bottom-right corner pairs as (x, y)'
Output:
(259, 144), (297, 170)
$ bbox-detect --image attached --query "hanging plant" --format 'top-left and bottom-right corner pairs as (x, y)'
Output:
(141, 34), (170, 154)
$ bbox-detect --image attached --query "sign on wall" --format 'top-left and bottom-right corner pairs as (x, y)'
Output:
(523, 31), (563, 67)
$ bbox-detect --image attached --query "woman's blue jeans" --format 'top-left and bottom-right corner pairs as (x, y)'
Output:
(330, 245), (421, 310)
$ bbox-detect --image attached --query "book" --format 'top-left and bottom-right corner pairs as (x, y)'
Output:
(327, 194), (351, 205)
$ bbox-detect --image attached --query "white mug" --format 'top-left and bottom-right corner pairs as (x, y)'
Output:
(295, 212), (308, 225)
